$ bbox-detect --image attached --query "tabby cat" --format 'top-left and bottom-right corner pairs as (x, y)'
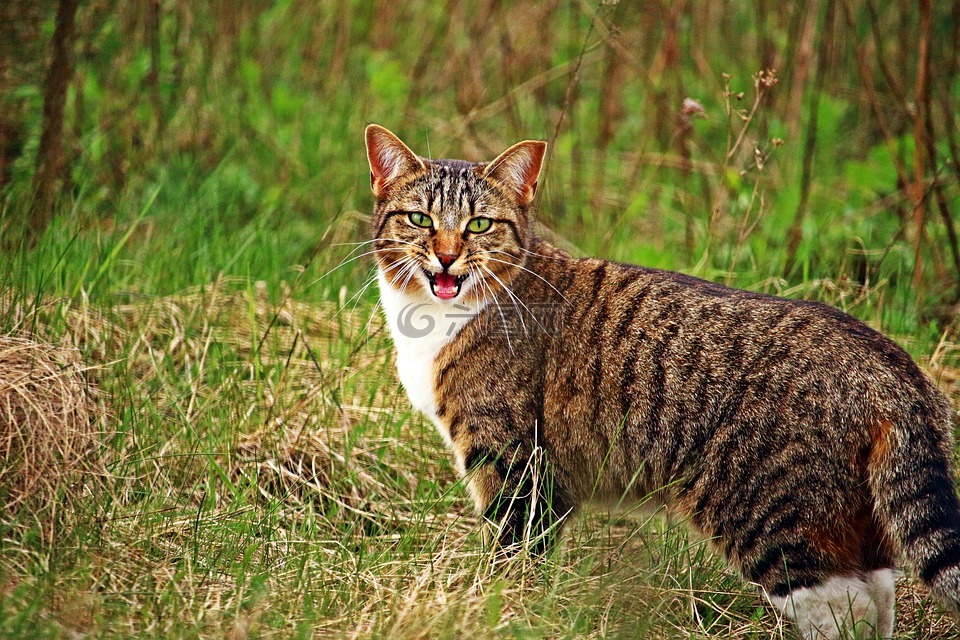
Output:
(364, 123), (960, 639)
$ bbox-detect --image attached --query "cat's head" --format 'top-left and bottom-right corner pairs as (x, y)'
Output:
(365, 124), (545, 304)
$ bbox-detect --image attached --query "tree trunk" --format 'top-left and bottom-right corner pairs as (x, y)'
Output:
(30, 0), (79, 239)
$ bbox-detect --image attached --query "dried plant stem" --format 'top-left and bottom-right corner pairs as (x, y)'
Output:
(707, 71), (775, 254)
(784, 0), (833, 277)
(863, 0), (906, 104)
(785, 0), (817, 141)
(403, 1), (454, 122)
(146, 0), (165, 148)
(545, 2), (604, 184)
(910, 0), (932, 294)
(726, 172), (765, 283)
(837, 0), (910, 201)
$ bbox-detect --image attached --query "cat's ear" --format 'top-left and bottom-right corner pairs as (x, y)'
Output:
(365, 124), (425, 198)
(482, 140), (547, 206)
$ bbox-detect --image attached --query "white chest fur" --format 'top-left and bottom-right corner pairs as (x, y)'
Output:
(377, 271), (484, 444)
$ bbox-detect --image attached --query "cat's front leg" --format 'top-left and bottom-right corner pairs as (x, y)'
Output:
(456, 432), (572, 555)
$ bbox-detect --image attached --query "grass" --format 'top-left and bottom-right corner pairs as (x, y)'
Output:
(2, 1), (960, 637)
(0, 273), (766, 639)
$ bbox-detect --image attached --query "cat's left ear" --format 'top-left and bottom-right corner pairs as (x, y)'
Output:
(482, 140), (547, 206)
(365, 124), (426, 199)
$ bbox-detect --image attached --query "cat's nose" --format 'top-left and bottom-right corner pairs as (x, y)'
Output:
(437, 253), (458, 270)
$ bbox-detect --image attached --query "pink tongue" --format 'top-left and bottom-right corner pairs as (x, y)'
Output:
(434, 273), (459, 299)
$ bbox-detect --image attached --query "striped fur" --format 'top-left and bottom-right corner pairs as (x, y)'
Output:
(365, 124), (960, 638)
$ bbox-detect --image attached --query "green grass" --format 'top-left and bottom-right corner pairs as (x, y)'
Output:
(2, 1), (960, 638)
(0, 271), (776, 639)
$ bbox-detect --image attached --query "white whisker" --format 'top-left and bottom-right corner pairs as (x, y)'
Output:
(361, 299), (383, 336)
(332, 269), (377, 320)
(484, 252), (569, 301)
(387, 255), (421, 288)
(353, 256), (417, 315)
(339, 257), (412, 319)
(398, 256), (422, 293)
(312, 238), (426, 285)
(345, 272), (382, 317)
(520, 247), (562, 260)
(330, 239), (381, 249)
(478, 263), (531, 335)
(311, 246), (415, 286)
(380, 260), (422, 308)
(333, 238), (418, 248)
(335, 238), (422, 266)
(474, 263), (512, 351)
(340, 255), (419, 321)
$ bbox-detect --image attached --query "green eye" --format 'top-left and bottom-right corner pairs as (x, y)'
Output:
(408, 212), (432, 228)
(467, 217), (493, 233)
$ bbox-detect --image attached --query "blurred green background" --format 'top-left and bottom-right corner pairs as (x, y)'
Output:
(2, 0), (959, 330)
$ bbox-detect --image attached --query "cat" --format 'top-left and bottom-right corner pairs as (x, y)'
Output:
(364, 123), (960, 639)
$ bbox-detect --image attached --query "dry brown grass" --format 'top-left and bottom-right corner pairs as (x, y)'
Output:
(2, 279), (959, 637)
(0, 335), (105, 525)
(896, 578), (960, 639)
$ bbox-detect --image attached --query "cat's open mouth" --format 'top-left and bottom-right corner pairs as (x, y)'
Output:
(426, 271), (467, 300)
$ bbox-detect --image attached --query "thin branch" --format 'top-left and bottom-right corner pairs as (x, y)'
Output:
(784, 0), (833, 276)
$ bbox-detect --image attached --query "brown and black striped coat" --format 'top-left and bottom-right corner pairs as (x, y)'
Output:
(365, 124), (960, 636)
(435, 241), (955, 600)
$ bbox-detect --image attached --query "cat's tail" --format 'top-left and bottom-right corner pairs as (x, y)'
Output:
(869, 389), (960, 612)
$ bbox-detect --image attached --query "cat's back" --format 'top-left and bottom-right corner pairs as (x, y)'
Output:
(535, 255), (948, 494)
(549, 256), (932, 398)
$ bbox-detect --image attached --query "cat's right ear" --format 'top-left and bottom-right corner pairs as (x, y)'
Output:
(482, 139), (547, 207)
(365, 124), (425, 199)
